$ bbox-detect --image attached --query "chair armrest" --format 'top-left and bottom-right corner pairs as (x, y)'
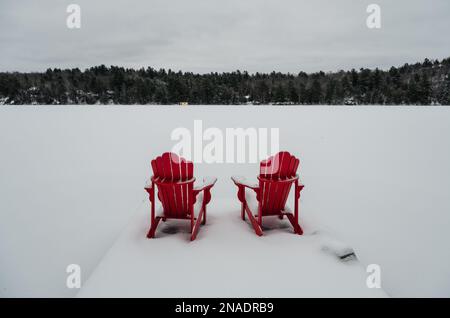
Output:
(297, 178), (305, 189)
(194, 177), (217, 192)
(193, 177), (217, 207)
(231, 176), (259, 190)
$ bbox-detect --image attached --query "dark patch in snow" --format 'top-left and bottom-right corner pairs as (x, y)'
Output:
(339, 252), (357, 262)
(313, 230), (358, 262)
(161, 226), (180, 235)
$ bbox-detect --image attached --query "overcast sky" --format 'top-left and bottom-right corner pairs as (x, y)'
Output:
(0, 0), (449, 73)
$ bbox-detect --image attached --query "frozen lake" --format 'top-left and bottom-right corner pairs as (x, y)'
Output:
(0, 106), (449, 297)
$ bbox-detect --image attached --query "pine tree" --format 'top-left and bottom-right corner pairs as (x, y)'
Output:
(439, 74), (450, 105)
(309, 80), (322, 104)
(274, 85), (286, 103)
(298, 83), (307, 104)
(287, 81), (299, 103)
(419, 73), (431, 105)
(325, 79), (336, 104)
(408, 74), (421, 104)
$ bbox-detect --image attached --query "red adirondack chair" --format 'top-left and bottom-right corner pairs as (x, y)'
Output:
(231, 151), (304, 236)
(145, 152), (217, 241)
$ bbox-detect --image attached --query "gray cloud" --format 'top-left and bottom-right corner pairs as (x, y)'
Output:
(0, 0), (449, 73)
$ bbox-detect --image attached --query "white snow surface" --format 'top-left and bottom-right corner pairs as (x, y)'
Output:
(77, 199), (386, 298)
(0, 106), (450, 297)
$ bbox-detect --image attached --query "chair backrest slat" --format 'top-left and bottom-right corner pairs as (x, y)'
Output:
(151, 153), (194, 218)
(258, 151), (300, 215)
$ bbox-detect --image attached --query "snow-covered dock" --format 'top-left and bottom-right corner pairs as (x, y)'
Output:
(78, 198), (387, 297)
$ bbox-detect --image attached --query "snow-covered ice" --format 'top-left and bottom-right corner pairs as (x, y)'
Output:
(1, 106), (450, 297)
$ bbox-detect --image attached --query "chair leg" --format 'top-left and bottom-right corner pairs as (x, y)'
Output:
(241, 202), (246, 220)
(291, 179), (304, 235)
(258, 204), (263, 226)
(191, 207), (205, 241)
(202, 205), (207, 225)
(190, 207), (195, 233)
(286, 213), (303, 235)
(147, 189), (161, 238)
(245, 205), (263, 236)
(147, 217), (162, 238)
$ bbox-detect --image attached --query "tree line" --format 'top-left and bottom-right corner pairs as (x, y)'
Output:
(1, 57), (449, 105)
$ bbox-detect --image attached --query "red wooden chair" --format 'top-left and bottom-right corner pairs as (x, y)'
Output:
(145, 152), (217, 241)
(231, 151), (304, 236)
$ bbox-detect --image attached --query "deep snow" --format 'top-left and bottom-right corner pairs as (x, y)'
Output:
(0, 106), (450, 297)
